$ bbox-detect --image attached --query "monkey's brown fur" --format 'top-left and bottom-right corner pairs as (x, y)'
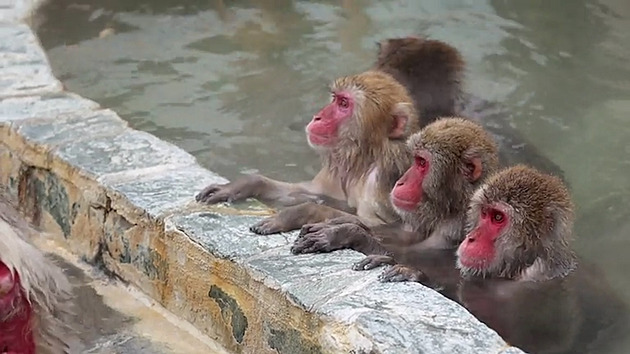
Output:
(374, 36), (465, 126)
(197, 71), (420, 234)
(460, 165), (577, 281)
(292, 117), (499, 257)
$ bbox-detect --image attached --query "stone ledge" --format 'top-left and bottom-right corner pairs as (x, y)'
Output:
(0, 4), (525, 354)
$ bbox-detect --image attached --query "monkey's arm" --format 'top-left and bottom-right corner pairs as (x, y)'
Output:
(196, 169), (347, 208)
(291, 220), (415, 255)
(250, 202), (357, 235)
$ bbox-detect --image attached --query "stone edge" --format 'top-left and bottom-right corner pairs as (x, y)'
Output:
(0, 2), (525, 354)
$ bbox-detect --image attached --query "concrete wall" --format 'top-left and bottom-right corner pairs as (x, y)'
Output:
(0, 1), (525, 353)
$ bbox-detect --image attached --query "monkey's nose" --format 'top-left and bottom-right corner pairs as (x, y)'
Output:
(395, 181), (404, 187)
(313, 116), (322, 122)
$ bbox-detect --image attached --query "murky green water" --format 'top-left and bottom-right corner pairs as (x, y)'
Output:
(35, 0), (630, 350)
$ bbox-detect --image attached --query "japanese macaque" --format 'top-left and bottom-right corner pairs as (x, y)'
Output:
(0, 193), (77, 354)
(354, 166), (629, 354)
(292, 117), (499, 261)
(196, 70), (419, 234)
(374, 36), (565, 178)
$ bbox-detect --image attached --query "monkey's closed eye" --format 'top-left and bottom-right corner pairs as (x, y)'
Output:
(415, 156), (427, 167)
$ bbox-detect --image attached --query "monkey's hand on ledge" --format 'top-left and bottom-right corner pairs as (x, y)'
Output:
(378, 264), (428, 284)
(352, 254), (396, 271)
(196, 174), (264, 204)
(290, 222), (367, 254)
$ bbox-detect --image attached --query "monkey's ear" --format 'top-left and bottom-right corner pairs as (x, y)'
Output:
(390, 102), (412, 139)
(463, 150), (483, 182)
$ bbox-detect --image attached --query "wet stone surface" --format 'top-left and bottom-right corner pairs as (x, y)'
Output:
(0, 92), (99, 123)
(168, 211), (294, 261)
(54, 128), (197, 179)
(246, 249), (371, 309)
(106, 165), (228, 219)
(320, 280), (510, 354)
(13, 109), (128, 146)
(0, 23), (62, 97)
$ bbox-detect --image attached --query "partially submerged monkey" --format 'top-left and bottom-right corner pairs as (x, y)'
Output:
(374, 36), (565, 179)
(350, 166), (628, 354)
(0, 193), (77, 354)
(197, 70), (419, 234)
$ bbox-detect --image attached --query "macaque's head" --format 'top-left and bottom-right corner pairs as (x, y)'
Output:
(305, 71), (417, 151)
(457, 165), (576, 281)
(390, 117), (498, 221)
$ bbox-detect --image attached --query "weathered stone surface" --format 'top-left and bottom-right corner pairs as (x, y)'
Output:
(247, 249), (369, 309)
(168, 211), (293, 261)
(53, 128), (197, 179)
(105, 165), (227, 220)
(13, 109), (128, 146)
(0, 0), (43, 23)
(0, 92), (99, 123)
(0, 23), (62, 97)
(320, 280), (511, 354)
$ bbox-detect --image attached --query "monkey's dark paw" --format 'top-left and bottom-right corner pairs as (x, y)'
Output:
(249, 217), (285, 235)
(290, 234), (334, 255)
(195, 183), (242, 204)
(298, 222), (327, 238)
(352, 255), (395, 271)
(378, 265), (427, 283)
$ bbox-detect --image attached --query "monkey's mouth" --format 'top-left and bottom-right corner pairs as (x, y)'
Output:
(307, 133), (333, 146)
(391, 196), (418, 211)
(458, 255), (489, 270)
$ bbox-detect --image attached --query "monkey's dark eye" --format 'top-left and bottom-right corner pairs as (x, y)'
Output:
(415, 156), (427, 167)
(491, 211), (505, 224)
(339, 97), (349, 109)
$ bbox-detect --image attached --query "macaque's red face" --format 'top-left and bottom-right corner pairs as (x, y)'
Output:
(390, 151), (431, 211)
(306, 91), (354, 147)
(0, 261), (35, 353)
(457, 203), (509, 271)
(0, 262), (18, 312)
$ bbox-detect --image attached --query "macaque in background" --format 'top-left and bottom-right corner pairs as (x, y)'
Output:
(374, 36), (565, 179)
(197, 70), (419, 234)
(292, 117), (499, 273)
(0, 192), (77, 354)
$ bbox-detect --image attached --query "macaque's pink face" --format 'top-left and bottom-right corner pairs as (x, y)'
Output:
(457, 203), (509, 271)
(306, 91), (354, 148)
(390, 150), (431, 211)
(0, 262), (18, 313)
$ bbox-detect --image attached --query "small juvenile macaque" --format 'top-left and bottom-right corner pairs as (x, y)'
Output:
(292, 117), (500, 272)
(0, 193), (76, 354)
(374, 36), (565, 178)
(196, 71), (419, 234)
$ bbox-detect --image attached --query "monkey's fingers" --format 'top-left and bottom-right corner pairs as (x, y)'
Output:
(379, 265), (427, 283)
(290, 238), (315, 254)
(298, 223), (327, 237)
(352, 255), (394, 271)
(196, 184), (231, 203)
(250, 217), (285, 235)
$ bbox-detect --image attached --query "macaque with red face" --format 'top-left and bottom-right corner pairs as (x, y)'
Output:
(196, 71), (419, 234)
(0, 193), (77, 354)
(292, 117), (500, 268)
(344, 166), (629, 353)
